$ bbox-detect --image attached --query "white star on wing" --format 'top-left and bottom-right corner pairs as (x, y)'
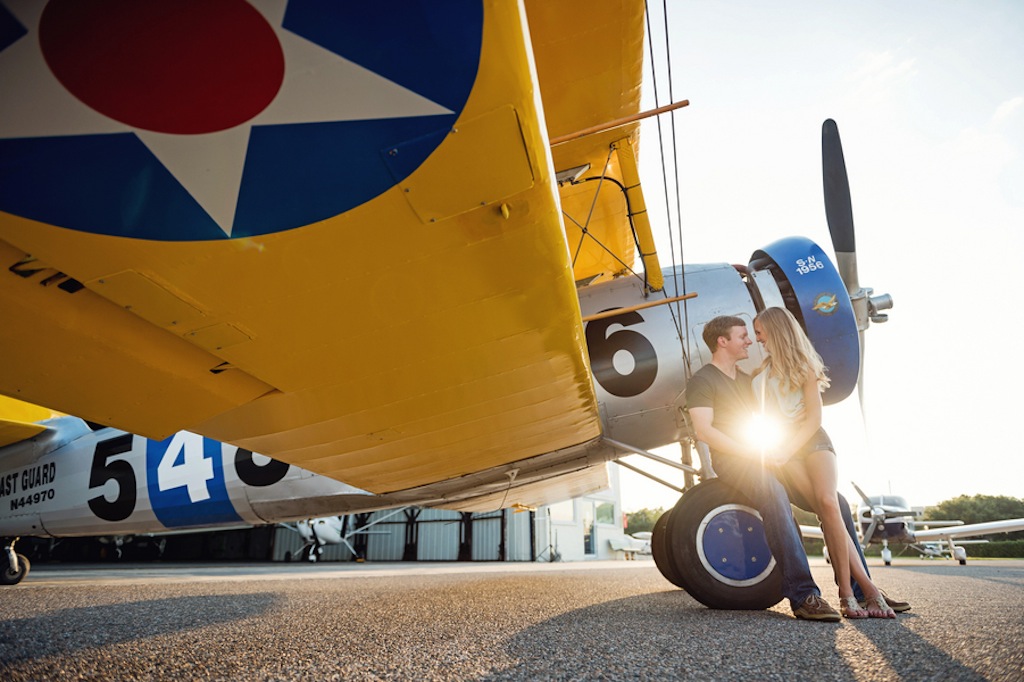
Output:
(0, 0), (452, 236)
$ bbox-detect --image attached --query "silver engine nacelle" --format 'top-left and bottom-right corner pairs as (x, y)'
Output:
(578, 237), (861, 453)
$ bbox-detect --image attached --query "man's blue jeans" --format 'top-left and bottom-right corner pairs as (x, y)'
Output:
(712, 454), (819, 609)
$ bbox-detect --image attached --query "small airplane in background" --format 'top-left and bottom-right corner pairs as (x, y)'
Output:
(0, 407), (387, 584)
(284, 510), (407, 563)
(805, 482), (1024, 566)
(630, 531), (653, 556)
(3, 397), (562, 579)
(606, 531), (652, 560)
(287, 516), (346, 562)
(913, 540), (989, 561)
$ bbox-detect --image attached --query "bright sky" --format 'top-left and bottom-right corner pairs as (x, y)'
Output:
(618, 1), (1024, 512)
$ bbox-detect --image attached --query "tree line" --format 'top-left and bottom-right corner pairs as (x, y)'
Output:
(625, 493), (1024, 542)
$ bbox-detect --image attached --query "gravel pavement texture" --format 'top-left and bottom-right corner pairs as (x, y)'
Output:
(1, 558), (1021, 681)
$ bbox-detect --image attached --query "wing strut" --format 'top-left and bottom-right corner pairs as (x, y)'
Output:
(614, 136), (663, 291)
(604, 437), (699, 475)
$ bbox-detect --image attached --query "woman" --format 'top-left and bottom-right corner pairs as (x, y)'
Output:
(752, 306), (895, 619)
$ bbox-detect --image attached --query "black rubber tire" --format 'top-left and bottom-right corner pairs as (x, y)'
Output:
(651, 506), (686, 588)
(665, 479), (783, 610)
(0, 553), (30, 585)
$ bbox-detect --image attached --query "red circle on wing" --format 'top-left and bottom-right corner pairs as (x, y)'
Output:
(39, 0), (285, 135)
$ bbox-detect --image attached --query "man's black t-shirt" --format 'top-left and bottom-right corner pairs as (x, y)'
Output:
(685, 363), (756, 457)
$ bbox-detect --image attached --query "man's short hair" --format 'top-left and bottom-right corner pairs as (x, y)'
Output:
(702, 315), (746, 352)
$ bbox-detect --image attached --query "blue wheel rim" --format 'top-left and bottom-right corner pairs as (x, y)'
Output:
(696, 504), (776, 586)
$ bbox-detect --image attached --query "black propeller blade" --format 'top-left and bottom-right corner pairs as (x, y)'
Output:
(822, 118), (859, 294)
(822, 118), (867, 408)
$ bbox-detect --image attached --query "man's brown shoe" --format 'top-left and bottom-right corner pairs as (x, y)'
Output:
(861, 590), (910, 613)
(793, 594), (841, 622)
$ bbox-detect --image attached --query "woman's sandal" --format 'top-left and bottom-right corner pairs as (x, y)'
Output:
(863, 594), (897, 619)
(840, 596), (869, 619)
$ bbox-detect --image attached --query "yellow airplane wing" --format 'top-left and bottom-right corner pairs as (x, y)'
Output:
(0, 2), (650, 495)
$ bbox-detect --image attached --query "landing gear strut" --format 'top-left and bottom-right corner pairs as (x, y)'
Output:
(301, 542), (325, 563)
(2, 538), (30, 586)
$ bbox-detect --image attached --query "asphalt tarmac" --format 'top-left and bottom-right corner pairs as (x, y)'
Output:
(1, 557), (1022, 681)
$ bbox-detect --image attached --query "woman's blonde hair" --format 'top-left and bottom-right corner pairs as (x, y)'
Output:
(754, 307), (830, 393)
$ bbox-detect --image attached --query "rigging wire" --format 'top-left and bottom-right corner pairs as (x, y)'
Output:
(661, 0), (690, 370)
(642, 3), (678, 321)
(568, 147), (617, 275)
(644, 1), (691, 370)
(565, 175), (647, 289)
(565, 141), (652, 291)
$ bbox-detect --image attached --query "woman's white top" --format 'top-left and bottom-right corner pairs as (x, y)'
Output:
(753, 371), (804, 422)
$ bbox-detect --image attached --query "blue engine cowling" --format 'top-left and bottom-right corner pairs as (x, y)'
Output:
(749, 237), (859, 405)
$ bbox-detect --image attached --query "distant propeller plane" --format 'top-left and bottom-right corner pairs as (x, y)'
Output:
(846, 483), (1024, 566)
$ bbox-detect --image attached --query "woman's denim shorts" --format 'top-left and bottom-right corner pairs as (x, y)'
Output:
(793, 427), (835, 459)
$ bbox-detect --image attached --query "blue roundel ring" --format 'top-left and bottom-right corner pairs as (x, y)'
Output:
(750, 236), (860, 405)
(696, 504), (776, 587)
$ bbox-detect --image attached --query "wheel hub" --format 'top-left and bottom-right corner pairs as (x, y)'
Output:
(696, 504), (776, 586)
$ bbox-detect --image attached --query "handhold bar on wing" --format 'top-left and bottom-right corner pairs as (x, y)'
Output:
(580, 292), (697, 323)
(549, 99), (690, 146)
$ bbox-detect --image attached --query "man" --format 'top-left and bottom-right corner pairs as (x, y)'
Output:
(686, 315), (839, 621)
(687, 315), (909, 619)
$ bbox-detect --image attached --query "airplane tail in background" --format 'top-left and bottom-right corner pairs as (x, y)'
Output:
(0, 395), (62, 448)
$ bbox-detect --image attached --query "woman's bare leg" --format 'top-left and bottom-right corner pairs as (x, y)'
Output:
(776, 459), (850, 593)
(802, 450), (856, 599)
